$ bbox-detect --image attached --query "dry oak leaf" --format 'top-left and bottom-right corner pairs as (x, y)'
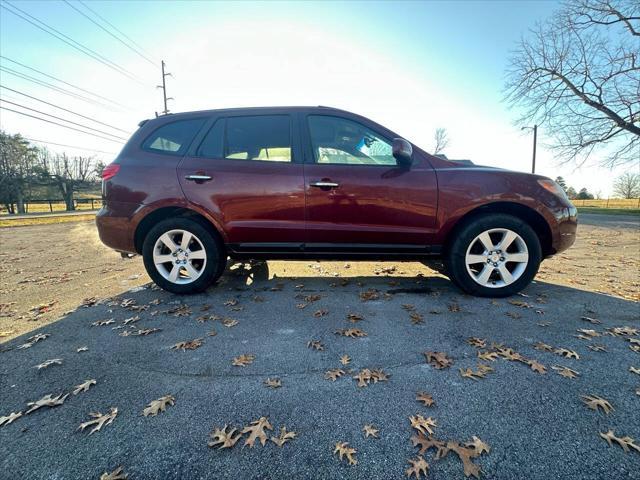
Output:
(581, 395), (614, 414)
(242, 417), (273, 447)
(424, 351), (453, 369)
(271, 427), (297, 447)
(307, 340), (324, 351)
(143, 395), (175, 417)
(533, 342), (553, 352)
(123, 315), (140, 325)
(477, 351), (499, 362)
(340, 354), (351, 365)
(360, 289), (380, 301)
(0, 411), (22, 427)
(100, 466), (128, 480)
(347, 313), (364, 323)
(577, 329), (600, 337)
(171, 338), (203, 351)
(224, 298), (238, 306)
(168, 304), (191, 316)
(25, 393), (68, 414)
(554, 348), (580, 360)
(209, 425), (242, 449)
(77, 407), (118, 434)
(409, 415), (437, 436)
(264, 378), (282, 388)
(552, 365), (580, 379)
(363, 424), (379, 438)
(73, 379), (97, 395)
(77, 346), (88, 353)
(465, 436), (490, 456)
(304, 294), (322, 303)
(335, 328), (367, 338)
(325, 369), (345, 381)
(599, 430), (640, 454)
(416, 392), (435, 407)
(406, 456), (429, 479)
(92, 319), (115, 326)
(411, 432), (447, 456)
(446, 441), (483, 478)
(410, 312), (425, 325)
(466, 337), (486, 348)
(581, 316), (601, 324)
(232, 354), (255, 367)
(334, 442), (357, 465)
(34, 358), (62, 370)
(527, 359), (547, 374)
(17, 333), (50, 349)
(221, 318), (239, 328)
(402, 304), (416, 311)
(631, 367), (640, 375)
(314, 309), (329, 317)
(588, 345), (607, 352)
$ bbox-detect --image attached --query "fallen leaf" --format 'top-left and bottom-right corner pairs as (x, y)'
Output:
(465, 436), (491, 455)
(448, 303), (461, 312)
(242, 417), (273, 447)
(25, 393), (68, 414)
(91, 319), (115, 326)
(416, 392), (435, 407)
(363, 424), (379, 438)
(409, 415), (437, 435)
(264, 378), (282, 389)
(353, 368), (389, 387)
(466, 337), (486, 348)
(335, 328), (367, 338)
(168, 304), (191, 316)
(0, 411), (22, 427)
(271, 427), (297, 447)
(410, 312), (425, 325)
(552, 365), (580, 379)
(339, 355), (351, 365)
(534, 342), (553, 352)
(599, 430), (640, 453)
(581, 394), (614, 414)
(209, 425), (242, 449)
(346, 313), (364, 323)
(406, 456), (429, 479)
(555, 348), (580, 360)
(581, 316), (601, 324)
(477, 351), (499, 362)
(314, 309), (328, 317)
(171, 338), (203, 351)
(221, 318), (239, 328)
(232, 354), (255, 367)
(631, 367), (640, 375)
(77, 346), (88, 353)
(100, 466), (128, 480)
(334, 442), (357, 465)
(307, 340), (324, 351)
(424, 351), (453, 369)
(34, 358), (62, 370)
(325, 369), (345, 381)
(143, 395), (175, 417)
(17, 333), (50, 349)
(527, 359), (547, 374)
(587, 345), (607, 352)
(73, 379), (97, 395)
(77, 407), (118, 434)
(360, 289), (379, 301)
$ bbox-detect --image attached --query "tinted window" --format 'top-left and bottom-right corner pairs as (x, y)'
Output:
(197, 119), (225, 158)
(225, 115), (291, 162)
(143, 118), (205, 155)
(307, 115), (395, 166)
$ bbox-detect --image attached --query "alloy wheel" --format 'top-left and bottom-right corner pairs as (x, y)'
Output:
(152, 229), (207, 284)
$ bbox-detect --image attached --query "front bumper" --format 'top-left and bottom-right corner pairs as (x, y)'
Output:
(550, 205), (578, 255)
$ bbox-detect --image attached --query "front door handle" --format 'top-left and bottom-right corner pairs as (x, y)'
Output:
(185, 174), (212, 182)
(310, 181), (339, 188)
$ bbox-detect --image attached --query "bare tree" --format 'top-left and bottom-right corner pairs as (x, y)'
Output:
(505, 0), (639, 167)
(0, 131), (39, 214)
(433, 128), (450, 155)
(38, 149), (95, 211)
(613, 171), (640, 198)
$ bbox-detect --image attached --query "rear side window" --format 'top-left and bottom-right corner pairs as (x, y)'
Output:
(225, 115), (291, 162)
(142, 118), (205, 155)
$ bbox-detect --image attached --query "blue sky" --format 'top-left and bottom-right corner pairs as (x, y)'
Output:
(0, 0), (632, 195)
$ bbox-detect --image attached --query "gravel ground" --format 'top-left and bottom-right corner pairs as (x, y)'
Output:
(0, 213), (639, 479)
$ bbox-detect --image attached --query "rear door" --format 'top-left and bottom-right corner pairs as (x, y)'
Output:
(301, 113), (438, 247)
(178, 112), (305, 246)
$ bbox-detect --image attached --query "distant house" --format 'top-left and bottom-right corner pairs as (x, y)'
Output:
(434, 154), (475, 166)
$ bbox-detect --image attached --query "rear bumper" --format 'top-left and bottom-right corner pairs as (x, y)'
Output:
(95, 201), (138, 254)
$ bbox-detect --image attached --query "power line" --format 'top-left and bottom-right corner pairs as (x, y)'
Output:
(63, 0), (157, 67)
(0, 106), (125, 143)
(0, 85), (130, 134)
(0, 55), (129, 109)
(0, 99), (127, 140)
(23, 137), (119, 155)
(78, 0), (159, 64)
(0, 66), (116, 110)
(1, 2), (145, 85)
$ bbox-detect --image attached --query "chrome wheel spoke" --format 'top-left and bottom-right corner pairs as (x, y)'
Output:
(498, 230), (517, 251)
(477, 232), (494, 252)
(476, 265), (494, 284)
(153, 229), (207, 285)
(505, 252), (528, 263)
(184, 262), (199, 278)
(180, 231), (193, 250)
(153, 254), (174, 264)
(168, 265), (180, 282)
(497, 264), (514, 285)
(159, 233), (178, 252)
(466, 254), (486, 265)
(188, 249), (206, 260)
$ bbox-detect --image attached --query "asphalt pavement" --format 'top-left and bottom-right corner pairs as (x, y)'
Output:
(1, 266), (639, 479)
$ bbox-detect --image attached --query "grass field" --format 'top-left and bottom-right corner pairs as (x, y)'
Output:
(0, 214), (96, 228)
(572, 198), (640, 209)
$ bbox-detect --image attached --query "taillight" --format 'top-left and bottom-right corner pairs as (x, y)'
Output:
(102, 163), (120, 181)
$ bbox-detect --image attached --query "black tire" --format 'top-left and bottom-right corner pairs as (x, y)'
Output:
(445, 213), (542, 297)
(142, 217), (225, 294)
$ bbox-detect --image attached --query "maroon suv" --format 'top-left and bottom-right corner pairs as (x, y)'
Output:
(96, 106), (577, 297)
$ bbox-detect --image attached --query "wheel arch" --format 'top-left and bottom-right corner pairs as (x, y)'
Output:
(444, 202), (553, 257)
(133, 206), (225, 254)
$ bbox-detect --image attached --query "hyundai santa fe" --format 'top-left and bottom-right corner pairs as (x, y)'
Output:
(96, 106), (577, 297)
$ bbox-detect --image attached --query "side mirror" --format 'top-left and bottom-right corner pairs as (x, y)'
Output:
(392, 138), (413, 167)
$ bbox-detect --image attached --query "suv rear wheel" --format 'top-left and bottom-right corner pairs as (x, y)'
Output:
(142, 217), (225, 294)
(445, 213), (541, 297)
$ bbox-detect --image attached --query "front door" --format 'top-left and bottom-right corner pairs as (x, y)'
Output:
(302, 114), (438, 248)
(178, 113), (305, 246)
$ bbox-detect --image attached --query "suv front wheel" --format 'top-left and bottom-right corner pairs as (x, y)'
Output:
(142, 217), (225, 294)
(445, 213), (542, 297)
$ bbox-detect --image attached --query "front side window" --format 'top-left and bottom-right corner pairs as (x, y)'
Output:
(307, 115), (395, 166)
(142, 118), (205, 155)
(225, 115), (291, 162)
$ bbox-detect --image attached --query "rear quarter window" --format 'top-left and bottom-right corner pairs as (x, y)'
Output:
(142, 118), (206, 155)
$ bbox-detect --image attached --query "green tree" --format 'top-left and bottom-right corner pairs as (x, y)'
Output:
(0, 131), (39, 214)
(554, 176), (568, 193)
(576, 187), (594, 200)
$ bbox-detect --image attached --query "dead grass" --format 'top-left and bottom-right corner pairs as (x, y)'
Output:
(0, 214), (96, 228)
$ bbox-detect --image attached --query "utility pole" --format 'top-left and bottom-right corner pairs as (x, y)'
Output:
(157, 60), (173, 115)
(521, 125), (538, 174)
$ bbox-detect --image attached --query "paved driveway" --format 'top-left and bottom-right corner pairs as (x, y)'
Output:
(1, 265), (639, 479)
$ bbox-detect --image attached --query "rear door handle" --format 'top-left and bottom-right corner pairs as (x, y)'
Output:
(310, 181), (339, 188)
(185, 174), (212, 182)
